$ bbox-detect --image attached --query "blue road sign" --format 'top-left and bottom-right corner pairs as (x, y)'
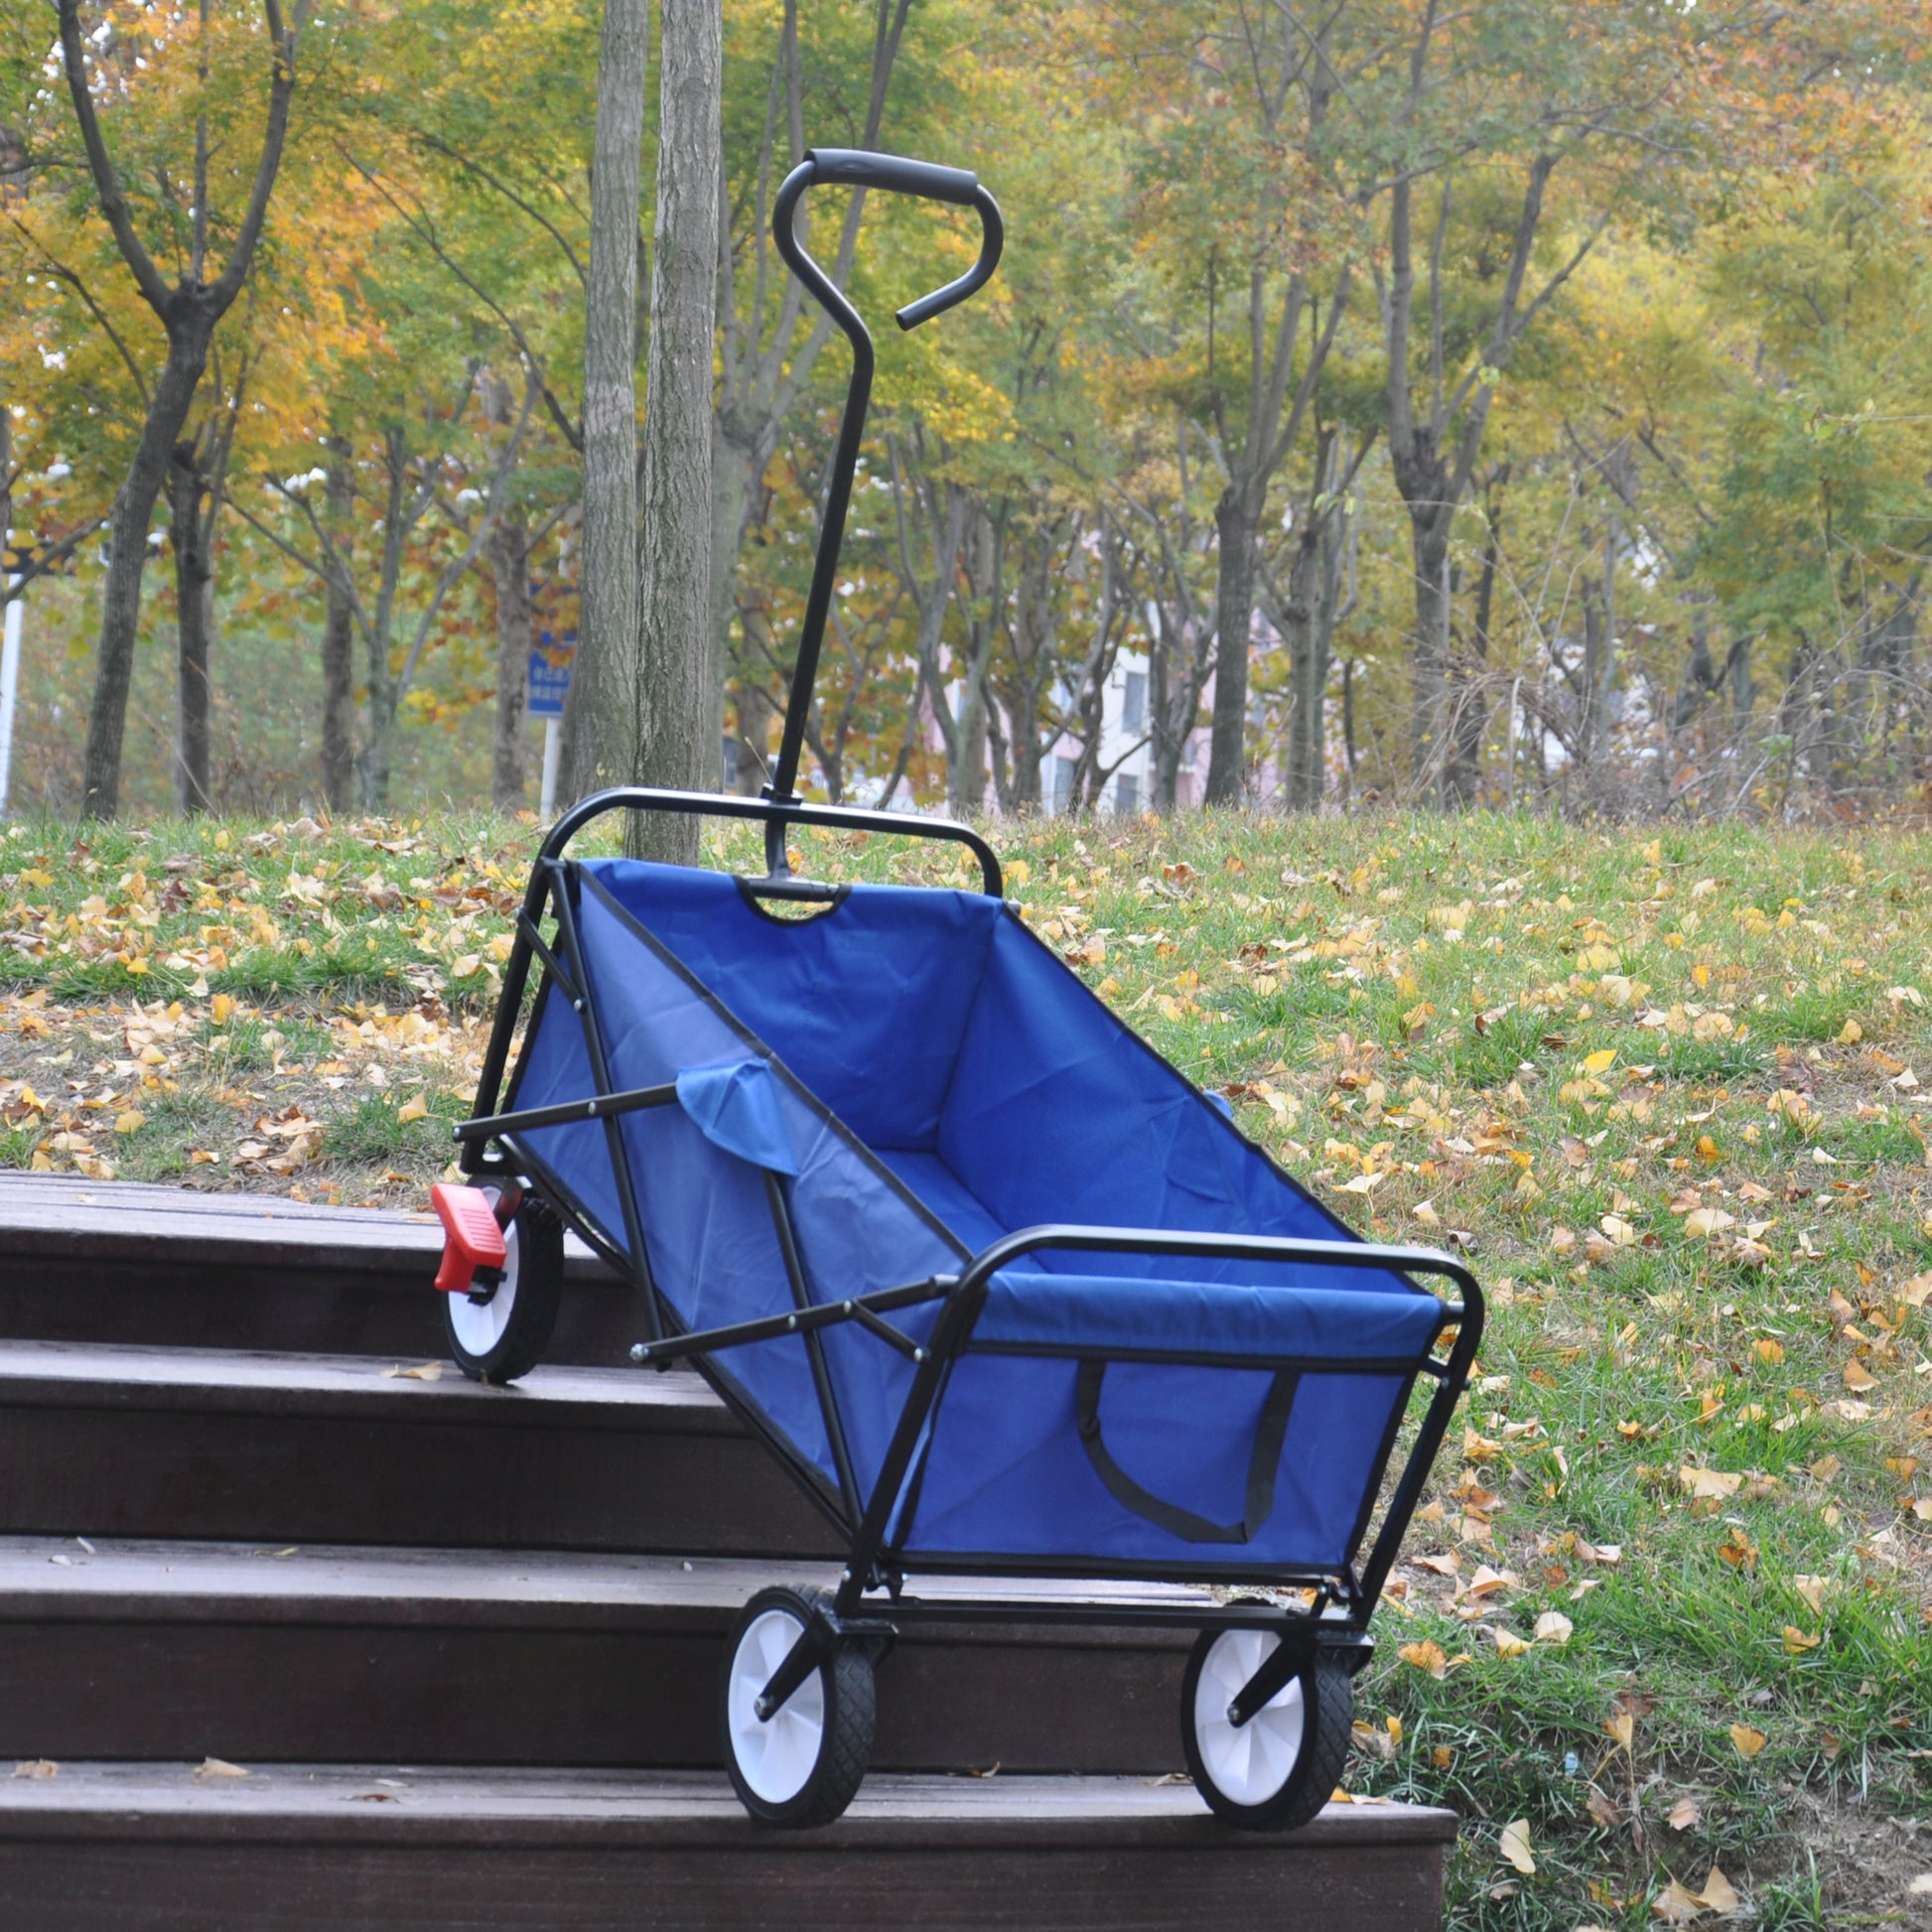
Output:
(527, 628), (576, 717)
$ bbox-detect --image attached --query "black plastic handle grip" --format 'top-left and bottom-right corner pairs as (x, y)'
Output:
(805, 147), (980, 207)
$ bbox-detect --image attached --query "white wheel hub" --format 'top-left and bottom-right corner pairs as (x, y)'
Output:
(448, 1197), (518, 1357)
(727, 1607), (825, 1806)
(1193, 1628), (1306, 1807)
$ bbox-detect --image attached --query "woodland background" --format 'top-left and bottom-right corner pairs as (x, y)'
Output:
(7, 1), (1932, 825)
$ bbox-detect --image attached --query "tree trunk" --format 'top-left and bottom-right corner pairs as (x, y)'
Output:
(1205, 489), (1258, 806)
(948, 504), (1002, 814)
(733, 611), (775, 793)
(567, 0), (650, 803)
(709, 427), (756, 761)
(1580, 519), (1617, 772)
(354, 434), (410, 811)
(1283, 536), (1322, 814)
(168, 447), (215, 814)
(59, 0), (307, 818)
(1444, 482), (1502, 808)
(1406, 502), (1452, 799)
(487, 506), (533, 809)
(82, 340), (208, 816)
(319, 440), (356, 810)
(625, 0), (723, 864)
(1729, 632), (1753, 728)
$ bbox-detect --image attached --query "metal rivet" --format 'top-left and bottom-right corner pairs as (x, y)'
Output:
(629, 1343), (648, 1363)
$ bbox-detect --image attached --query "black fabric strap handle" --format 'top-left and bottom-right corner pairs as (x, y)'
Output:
(1074, 1361), (1300, 1546)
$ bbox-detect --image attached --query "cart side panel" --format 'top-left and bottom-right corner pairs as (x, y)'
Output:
(898, 1347), (1421, 1570)
(580, 860), (1003, 1155)
(937, 911), (1418, 1295)
(513, 874), (963, 1495)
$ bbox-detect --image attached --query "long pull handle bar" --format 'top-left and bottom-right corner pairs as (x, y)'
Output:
(762, 150), (1004, 868)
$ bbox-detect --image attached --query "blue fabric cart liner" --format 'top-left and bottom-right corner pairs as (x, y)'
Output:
(506, 859), (1446, 1573)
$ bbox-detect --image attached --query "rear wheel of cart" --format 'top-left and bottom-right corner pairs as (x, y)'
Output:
(1181, 1620), (1352, 1832)
(722, 1587), (875, 1828)
(444, 1187), (563, 1385)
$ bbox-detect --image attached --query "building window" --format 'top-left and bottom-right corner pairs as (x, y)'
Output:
(1122, 670), (1147, 731)
(1115, 771), (1139, 816)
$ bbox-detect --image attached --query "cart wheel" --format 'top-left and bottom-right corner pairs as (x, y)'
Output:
(721, 1587), (875, 1828)
(444, 1188), (563, 1385)
(1181, 1622), (1352, 1832)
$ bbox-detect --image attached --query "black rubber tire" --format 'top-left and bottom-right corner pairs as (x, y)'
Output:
(1180, 1628), (1354, 1833)
(444, 1191), (564, 1385)
(720, 1587), (875, 1829)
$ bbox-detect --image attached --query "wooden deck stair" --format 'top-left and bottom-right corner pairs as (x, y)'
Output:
(0, 1173), (1457, 1928)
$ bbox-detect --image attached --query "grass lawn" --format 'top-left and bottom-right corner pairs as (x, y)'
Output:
(1, 805), (1928, 1925)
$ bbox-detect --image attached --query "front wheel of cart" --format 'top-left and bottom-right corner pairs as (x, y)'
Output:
(444, 1188), (563, 1385)
(722, 1587), (875, 1828)
(1181, 1622), (1352, 1832)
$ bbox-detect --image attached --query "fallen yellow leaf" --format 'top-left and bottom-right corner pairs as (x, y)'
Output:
(1398, 1640), (1449, 1680)
(1652, 1877), (1705, 1924)
(396, 1094), (429, 1125)
(1535, 1611), (1574, 1645)
(1582, 1048), (1618, 1076)
(1728, 1723), (1766, 1759)
(112, 1110), (146, 1136)
(1498, 1818), (1536, 1874)
(1698, 1865), (1740, 1914)
(1680, 1466), (1744, 1500)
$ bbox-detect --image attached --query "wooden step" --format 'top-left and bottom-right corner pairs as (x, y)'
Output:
(0, 1338), (835, 1555)
(0, 1173), (637, 1363)
(0, 1537), (1195, 1774)
(0, 1762), (1456, 1931)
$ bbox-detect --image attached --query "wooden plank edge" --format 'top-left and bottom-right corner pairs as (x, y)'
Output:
(0, 1764), (1458, 1853)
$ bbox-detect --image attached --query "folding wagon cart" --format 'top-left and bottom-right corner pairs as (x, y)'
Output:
(430, 149), (1484, 1832)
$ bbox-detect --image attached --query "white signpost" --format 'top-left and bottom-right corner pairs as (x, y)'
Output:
(527, 577), (577, 821)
